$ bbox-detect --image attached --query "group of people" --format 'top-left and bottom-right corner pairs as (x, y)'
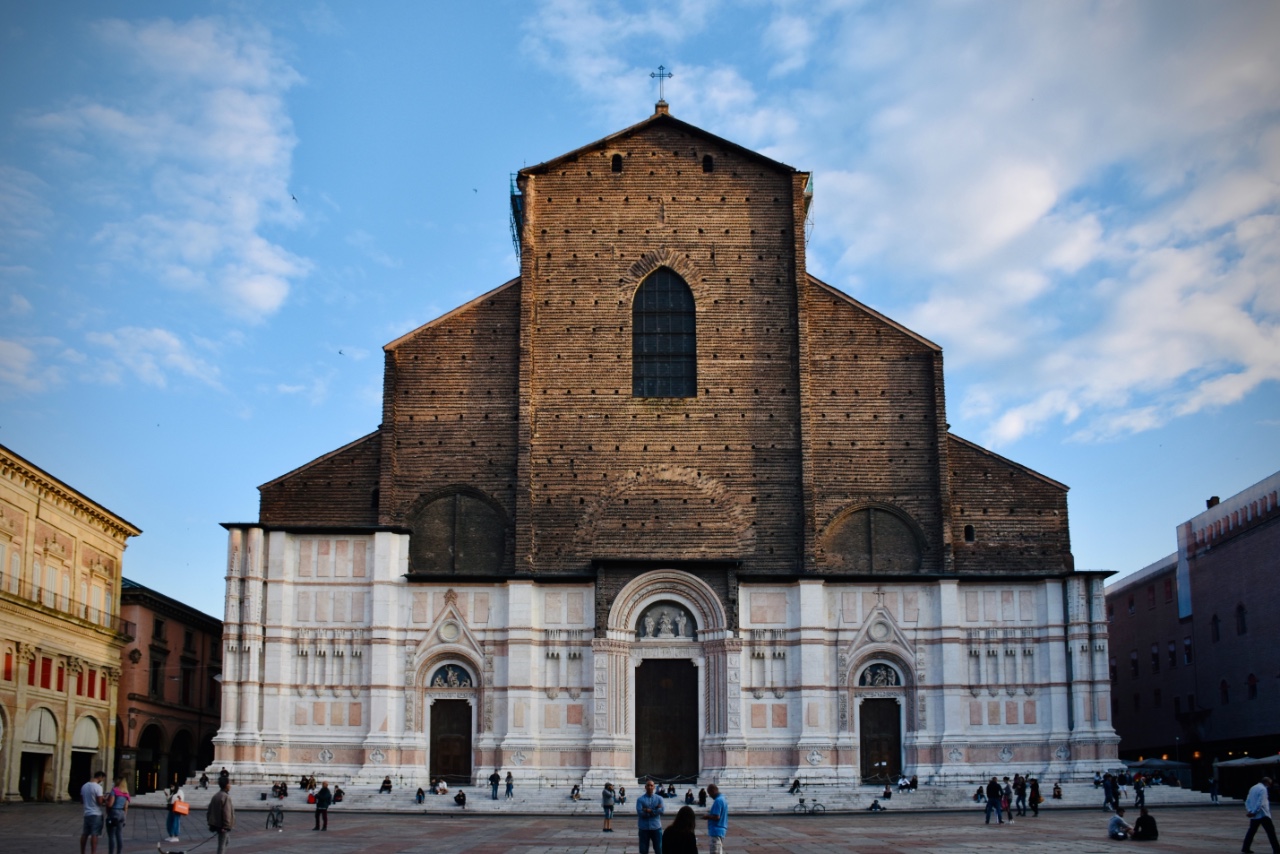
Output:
(980, 774), (1043, 824)
(606, 779), (727, 854)
(487, 770), (516, 799)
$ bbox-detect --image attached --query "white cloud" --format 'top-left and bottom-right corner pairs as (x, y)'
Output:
(26, 17), (308, 321)
(0, 338), (61, 394)
(520, 0), (1280, 447)
(346, 230), (402, 269)
(85, 326), (223, 390)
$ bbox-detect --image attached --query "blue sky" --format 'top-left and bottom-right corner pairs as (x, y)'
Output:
(2, 1), (1278, 620)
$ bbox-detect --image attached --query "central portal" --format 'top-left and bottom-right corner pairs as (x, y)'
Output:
(859, 698), (902, 782)
(635, 659), (698, 781)
(429, 699), (472, 784)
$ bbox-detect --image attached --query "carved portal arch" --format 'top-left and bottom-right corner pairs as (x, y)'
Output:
(607, 569), (729, 642)
(846, 649), (917, 734)
(409, 648), (483, 733)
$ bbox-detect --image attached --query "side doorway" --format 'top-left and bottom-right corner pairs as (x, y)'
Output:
(429, 699), (472, 785)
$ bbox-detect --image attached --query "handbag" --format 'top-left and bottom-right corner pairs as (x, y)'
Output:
(173, 801), (190, 815)
(308, 793), (316, 804)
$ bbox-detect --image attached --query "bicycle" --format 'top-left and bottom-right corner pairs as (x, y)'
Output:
(794, 794), (825, 814)
(266, 804), (285, 829)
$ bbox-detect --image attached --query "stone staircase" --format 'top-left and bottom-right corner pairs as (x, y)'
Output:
(130, 779), (1223, 816)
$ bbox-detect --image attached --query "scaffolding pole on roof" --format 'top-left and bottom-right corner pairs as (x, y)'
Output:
(509, 173), (524, 260)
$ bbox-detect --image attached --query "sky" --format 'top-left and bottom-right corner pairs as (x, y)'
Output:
(1, 0), (1278, 621)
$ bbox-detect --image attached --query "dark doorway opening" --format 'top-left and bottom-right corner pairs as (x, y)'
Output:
(136, 723), (165, 794)
(69, 751), (94, 799)
(19, 752), (49, 801)
(635, 659), (698, 781)
(859, 698), (901, 783)
(429, 699), (472, 784)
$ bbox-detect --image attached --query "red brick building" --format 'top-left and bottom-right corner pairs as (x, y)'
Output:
(217, 103), (1116, 787)
(1106, 470), (1280, 783)
(117, 578), (220, 793)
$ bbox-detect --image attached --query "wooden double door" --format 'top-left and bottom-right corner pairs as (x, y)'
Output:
(430, 699), (472, 784)
(635, 659), (699, 781)
(859, 698), (902, 782)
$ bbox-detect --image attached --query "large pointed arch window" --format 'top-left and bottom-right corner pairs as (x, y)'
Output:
(632, 268), (696, 398)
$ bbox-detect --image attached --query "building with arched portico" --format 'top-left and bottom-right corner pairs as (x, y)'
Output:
(216, 103), (1117, 787)
(0, 444), (139, 801)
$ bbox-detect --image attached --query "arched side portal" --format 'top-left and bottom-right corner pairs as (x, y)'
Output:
(849, 658), (913, 783)
(413, 656), (480, 786)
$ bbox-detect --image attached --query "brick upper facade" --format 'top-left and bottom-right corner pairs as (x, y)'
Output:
(257, 106), (1072, 583)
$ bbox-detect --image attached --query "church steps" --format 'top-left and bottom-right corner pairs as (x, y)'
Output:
(129, 781), (1222, 815)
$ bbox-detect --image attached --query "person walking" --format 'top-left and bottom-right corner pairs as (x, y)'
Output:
(1102, 773), (1115, 811)
(489, 769), (502, 800)
(704, 783), (728, 853)
(601, 782), (616, 833)
(104, 775), (130, 854)
(207, 778), (235, 854)
(313, 780), (333, 831)
(664, 805), (699, 854)
(984, 776), (1003, 824)
(1029, 778), (1041, 817)
(1014, 775), (1027, 817)
(165, 780), (186, 842)
(1134, 774), (1145, 809)
(636, 779), (666, 854)
(79, 770), (107, 854)
(1242, 776), (1280, 854)
(505, 771), (514, 799)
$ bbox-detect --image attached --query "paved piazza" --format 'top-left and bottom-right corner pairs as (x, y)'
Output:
(0, 803), (1249, 853)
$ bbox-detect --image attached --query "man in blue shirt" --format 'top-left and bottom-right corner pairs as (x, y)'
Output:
(636, 779), (665, 853)
(704, 783), (728, 853)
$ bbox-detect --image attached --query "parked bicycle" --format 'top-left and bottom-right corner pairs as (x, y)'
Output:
(266, 804), (285, 829)
(794, 794), (825, 814)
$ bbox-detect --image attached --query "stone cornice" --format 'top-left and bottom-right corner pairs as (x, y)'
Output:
(1, 444), (142, 542)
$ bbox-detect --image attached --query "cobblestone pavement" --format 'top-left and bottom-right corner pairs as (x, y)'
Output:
(0, 802), (1249, 853)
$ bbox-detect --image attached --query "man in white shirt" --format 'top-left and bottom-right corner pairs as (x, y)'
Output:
(79, 771), (106, 854)
(1242, 777), (1279, 854)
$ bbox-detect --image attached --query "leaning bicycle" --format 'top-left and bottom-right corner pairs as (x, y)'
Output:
(265, 804), (285, 829)
(794, 794), (825, 814)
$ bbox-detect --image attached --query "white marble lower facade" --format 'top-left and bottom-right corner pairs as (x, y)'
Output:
(213, 527), (1118, 786)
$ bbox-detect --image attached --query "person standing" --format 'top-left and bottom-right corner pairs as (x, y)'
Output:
(1211, 776), (1220, 804)
(663, 805), (699, 854)
(1242, 776), (1280, 854)
(1102, 773), (1115, 811)
(166, 781), (186, 842)
(313, 780), (333, 831)
(104, 775), (130, 854)
(207, 778), (235, 854)
(704, 783), (728, 853)
(505, 771), (514, 800)
(1029, 778), (1041, 817)
(636, 779), (666, 854)
(1133, 774), (1145, 809)
(79, 770), (107, 854)
(984, 776), (1003, 824)
(601, 782), (616, 833)
(1014, 774), (1027, 817)
(489, 769), (502, 800)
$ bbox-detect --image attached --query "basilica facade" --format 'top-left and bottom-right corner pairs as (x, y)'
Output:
(215, 103), (1118, 786)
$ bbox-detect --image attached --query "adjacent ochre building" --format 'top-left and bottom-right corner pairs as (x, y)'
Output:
(217, 104), (1118, 788)
(117, 578), (222, 793)
(0, 444), (140, 800)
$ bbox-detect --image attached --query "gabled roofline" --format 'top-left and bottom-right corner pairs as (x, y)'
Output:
(947, 433), (1069, 492)
(807, 274), (942, 352)
(520, 107), (801, 177)
(384, 277), (520, 351)
(258, 430), (380, 491)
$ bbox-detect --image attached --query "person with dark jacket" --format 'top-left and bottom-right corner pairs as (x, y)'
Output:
(489, 770), (502, 800)
(985, 777), (1004, 824)
(207, 779), (235, 854)
(663, 805), (699, 854)
(313, 781), (333, 831)
(1131, 806), (1159, 841)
